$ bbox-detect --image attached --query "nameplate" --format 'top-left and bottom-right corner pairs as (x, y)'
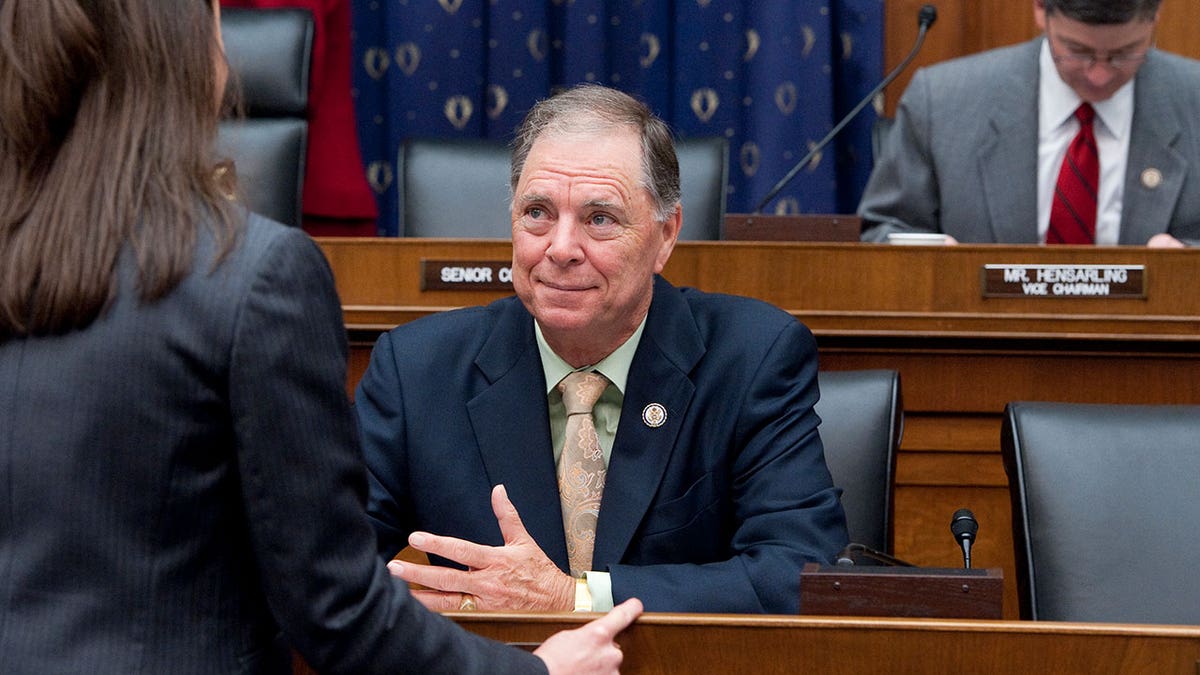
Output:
(982, 264), (1145, 298)
(800, 563), (1003, 619)
(422, 260), (514, 292)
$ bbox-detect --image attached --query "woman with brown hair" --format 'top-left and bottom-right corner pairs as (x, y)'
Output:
(0, 1), (639, 672)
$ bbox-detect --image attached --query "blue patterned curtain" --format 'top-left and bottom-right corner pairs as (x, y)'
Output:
(352, 0), (882, 236)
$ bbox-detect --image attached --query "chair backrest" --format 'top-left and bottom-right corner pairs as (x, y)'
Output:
(399, 138), (512, 238)
(1001, 401), (1200, 623)
(675, 136), (728, 240)
(815, 369), (903, 553)
(397, 135), (729, 240)
(217, 7), (313, 227)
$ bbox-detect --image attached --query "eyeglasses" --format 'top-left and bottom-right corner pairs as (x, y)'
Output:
(1046, 23), (1153, 71)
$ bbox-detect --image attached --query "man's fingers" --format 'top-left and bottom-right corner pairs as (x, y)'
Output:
(409, 589), (467, 612)
(408, 530), (495, 569)
(389, 559), (471, 594)
(491, 484), (533, 545)
(586, 598), (643, 638)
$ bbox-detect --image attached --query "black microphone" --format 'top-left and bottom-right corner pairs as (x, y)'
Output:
(753, 4), (938, 213)
(950, 508), (979, 569)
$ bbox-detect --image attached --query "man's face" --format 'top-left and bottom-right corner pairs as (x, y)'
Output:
(510, 127), (679, 361)
(1036, 6), (1157, 103)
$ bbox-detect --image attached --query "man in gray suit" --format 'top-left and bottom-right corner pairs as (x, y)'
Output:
(859, 0), (1200, 246)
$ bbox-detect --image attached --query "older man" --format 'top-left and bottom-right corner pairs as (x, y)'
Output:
(357, 84), (847, 615)
(860, 0), (1200, 246)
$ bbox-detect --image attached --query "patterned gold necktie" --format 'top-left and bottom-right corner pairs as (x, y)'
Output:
(556, 371), (609, 577)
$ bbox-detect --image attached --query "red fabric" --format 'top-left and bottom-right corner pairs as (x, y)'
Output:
(221, 0), (377, 236)
(1047, 104), (1098, 245)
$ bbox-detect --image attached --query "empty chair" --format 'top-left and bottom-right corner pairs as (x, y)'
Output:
(1002, 401), (1200, 623)
(816, 369), (903, 554)
(397, 135), (728, 239)
(675, 136), (728, 240)
(217, 7), (313, 228)
(398, 138), (512, 238)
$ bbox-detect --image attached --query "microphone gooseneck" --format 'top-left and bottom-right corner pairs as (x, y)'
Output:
(950, 508), (978, 569)
(753, 4), (938, 213)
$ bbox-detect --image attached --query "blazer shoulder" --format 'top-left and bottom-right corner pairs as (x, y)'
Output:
(185, 214), (340, 355)
(1140, 50), (1200, 101)
(378, 296), (524, 356)
(676, 286), (805, 343)
(1146, 49), (1200, 76)
(168, 213), (324, 316)
(913, 39), (1038, 95)
(197, 212), (322, 282)
(238, 213), (317, 264)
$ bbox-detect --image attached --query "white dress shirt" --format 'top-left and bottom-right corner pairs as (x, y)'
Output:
(1037, 40), (1135, 245)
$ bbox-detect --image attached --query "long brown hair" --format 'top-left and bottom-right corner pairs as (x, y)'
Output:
(0, 0), (240, 339)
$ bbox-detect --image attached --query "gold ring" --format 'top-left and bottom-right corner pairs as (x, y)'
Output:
(458, 593), (477, 611)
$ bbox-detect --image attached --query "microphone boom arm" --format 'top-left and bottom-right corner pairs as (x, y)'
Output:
(753, 11), (935, 214)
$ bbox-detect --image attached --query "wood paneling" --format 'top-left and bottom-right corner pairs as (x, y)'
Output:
(883, 0), (1200, 115)
(901, 413), (1000, 452)
(323, 239), (1200, 335)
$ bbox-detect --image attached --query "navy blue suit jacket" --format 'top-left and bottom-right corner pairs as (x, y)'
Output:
(358, 276), (848, 614)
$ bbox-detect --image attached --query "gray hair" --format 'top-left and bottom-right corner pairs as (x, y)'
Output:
(509, 84), (680, 222)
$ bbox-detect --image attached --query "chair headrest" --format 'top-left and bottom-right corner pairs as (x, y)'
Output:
(220, 7), (313, 117)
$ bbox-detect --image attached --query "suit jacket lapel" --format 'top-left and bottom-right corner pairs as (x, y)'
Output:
(979, 39), (1041, 243)
(593, 277), (703, 567)
(1121, 52), (1186, 245)
(467, 298), (570, 570)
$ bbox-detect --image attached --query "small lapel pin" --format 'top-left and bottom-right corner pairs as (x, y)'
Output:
(642, 403), (667, 428)
(1141, 168), (1163, 189)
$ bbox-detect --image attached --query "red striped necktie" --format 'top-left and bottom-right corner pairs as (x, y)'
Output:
(1047, 103), (1099, 245)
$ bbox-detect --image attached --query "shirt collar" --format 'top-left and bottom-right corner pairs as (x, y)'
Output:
(536, 316), (647, 396)
(1038, 38), (1135, 140)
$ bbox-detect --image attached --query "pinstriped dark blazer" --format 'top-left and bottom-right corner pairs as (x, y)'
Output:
(0, 214), (539, 674)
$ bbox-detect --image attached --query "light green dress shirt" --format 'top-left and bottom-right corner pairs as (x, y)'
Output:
(536, 317), (647, 612)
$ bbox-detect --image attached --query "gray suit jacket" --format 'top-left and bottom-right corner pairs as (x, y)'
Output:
(0, 215), (540, 674)
(859, 38), (1200, 245)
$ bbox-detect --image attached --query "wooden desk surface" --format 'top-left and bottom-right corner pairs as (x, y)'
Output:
(450, 612), (1200, 674)
(317, 238), (1200, 338)
(317, 238), (1200, 619)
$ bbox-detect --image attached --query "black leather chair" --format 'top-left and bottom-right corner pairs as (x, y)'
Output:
(1002, 401), (1200, 623)
(398, 138), (511, 238)
(217, 7), (313, 228)
(397, 135), (728, 240)
(675, 136), (728, 240)
(816, 369), (903, 554)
